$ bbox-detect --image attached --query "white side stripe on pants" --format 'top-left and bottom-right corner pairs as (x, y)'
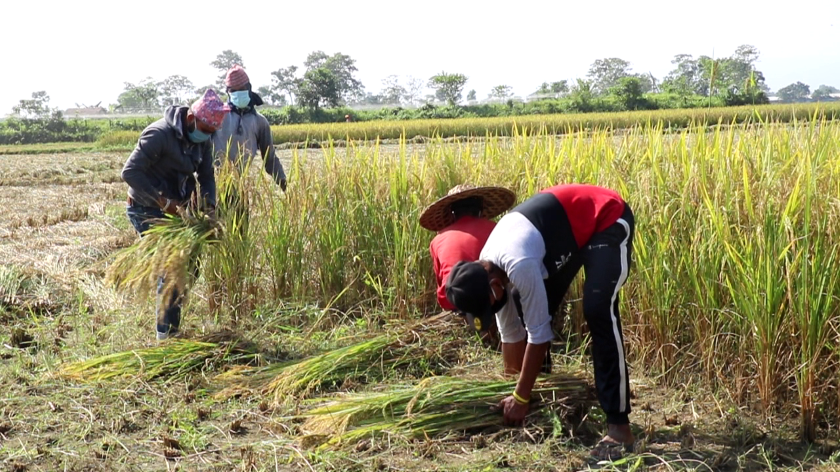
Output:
(611, 218), (631, 412)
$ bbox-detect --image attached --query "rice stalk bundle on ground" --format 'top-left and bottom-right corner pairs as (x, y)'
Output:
(57, 331), (258, 382)
(259, 313), (469, 403)
(105, 209), (221, 302)
(298, 374), (592, 448)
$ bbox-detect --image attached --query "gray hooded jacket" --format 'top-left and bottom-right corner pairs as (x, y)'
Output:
(121, 106), (216, 208)
(211, 99), (286, 183)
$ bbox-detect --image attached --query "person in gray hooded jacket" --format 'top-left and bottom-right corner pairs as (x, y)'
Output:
(212, 65), (287, 191)
(121, 88), (230, 340)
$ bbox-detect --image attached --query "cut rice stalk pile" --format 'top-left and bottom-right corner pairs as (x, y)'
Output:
(299, 374), (592, 448)
(57, 331), (258, 382)
(105, 209), (221, 302)
(259, 312), (470, 403)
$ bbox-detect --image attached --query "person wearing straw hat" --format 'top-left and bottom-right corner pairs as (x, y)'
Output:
(419, 184), (516, 318)
(445, 183), (636, 461)
(122, 88), (230, 341)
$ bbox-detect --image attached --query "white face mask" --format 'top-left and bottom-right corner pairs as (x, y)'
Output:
(230, 90), (251, 108)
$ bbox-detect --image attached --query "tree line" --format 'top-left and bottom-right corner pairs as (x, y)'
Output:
(8, 45), (839, 121)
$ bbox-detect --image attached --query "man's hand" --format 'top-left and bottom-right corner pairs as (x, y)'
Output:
(280, 178), (287, 192)
(158, 196), (180, 216)
(205, 206), (217, 222)
(498, 395), (529, 426)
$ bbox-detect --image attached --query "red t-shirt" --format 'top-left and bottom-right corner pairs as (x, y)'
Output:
(429, 215), (497, 310)
(540, 184), (625, 248)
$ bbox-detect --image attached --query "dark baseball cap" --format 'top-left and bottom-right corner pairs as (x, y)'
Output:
(445, 261), (495, 334)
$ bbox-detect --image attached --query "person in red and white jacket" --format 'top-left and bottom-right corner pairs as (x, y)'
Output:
(445, 183), (636, 460)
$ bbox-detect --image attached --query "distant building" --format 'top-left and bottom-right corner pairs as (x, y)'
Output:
(64, 107), (108, 117)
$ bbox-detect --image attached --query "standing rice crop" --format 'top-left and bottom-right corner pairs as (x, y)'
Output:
(102, 114), (840, 442)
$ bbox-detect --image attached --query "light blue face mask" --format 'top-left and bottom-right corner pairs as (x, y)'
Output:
(188, 127), (211, 143)
(230, 90), (251, 109)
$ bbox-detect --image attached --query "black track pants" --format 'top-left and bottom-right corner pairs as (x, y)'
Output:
(544, 204), (635, 425)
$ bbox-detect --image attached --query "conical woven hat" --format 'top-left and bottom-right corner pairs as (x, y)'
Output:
(419, 184), (516, 232)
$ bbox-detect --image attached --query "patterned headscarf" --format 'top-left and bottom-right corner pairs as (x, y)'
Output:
(190, 89), (229, 129)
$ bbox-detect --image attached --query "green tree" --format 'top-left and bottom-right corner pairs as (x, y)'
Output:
(297, 67), (340, 109)
(257, 86), (287, 106)
(489, 85), (513, 100)
(157, 75), (195, 106)
(11, 91), (54, 118)
(550, 80), (569, 96)
(117, 78), (159, 111)
(466, 89), (477, 102)
(271, 66), (301, 105)
(777, 82), (811, 103)
(663, 54), (706, 96)
(609, 76), (650, 110)
(533, 81), (568, 99)
(811, 85), (839, 101)
(568, 79), (595, 112)
(696, 45), (768, 99)
(381, 75), (407, 105)
(587, 58), (632, 95)
(303, 51), (364, 103)
(403, 76), (425, 105)
(210, 50), (245, 89)
(428, 72), (468, 106)
(534, 82), (551, 96)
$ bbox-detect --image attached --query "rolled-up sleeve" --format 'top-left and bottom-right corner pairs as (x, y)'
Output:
(495, 297), (527, 343)
(507, 259), (553, 344)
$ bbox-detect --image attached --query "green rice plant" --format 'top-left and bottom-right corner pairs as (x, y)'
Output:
(57, 332), (259, 382)
(298, 374), (592, 448)
(260, 313), (468, 403)
(785, 117), (840, 441)
(105, 208), (220, 303)
(203, 154), (270, 320)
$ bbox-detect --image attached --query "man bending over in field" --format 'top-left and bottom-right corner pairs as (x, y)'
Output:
(121, 89), (229, 340)
(445, 183), (636, 460)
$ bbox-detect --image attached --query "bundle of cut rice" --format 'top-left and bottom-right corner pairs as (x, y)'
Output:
(298, 374), (593, 448)
(259, 312), (470, 404)
(106, 209), (220, 302)
(57, 331), (258, 382)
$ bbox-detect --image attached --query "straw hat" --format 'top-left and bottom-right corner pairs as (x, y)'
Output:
(419, 184), (516, 232)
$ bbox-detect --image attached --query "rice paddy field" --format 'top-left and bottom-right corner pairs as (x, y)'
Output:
(2, 115), (840, 471)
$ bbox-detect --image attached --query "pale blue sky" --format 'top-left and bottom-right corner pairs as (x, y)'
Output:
(2, 0), (838, 113)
